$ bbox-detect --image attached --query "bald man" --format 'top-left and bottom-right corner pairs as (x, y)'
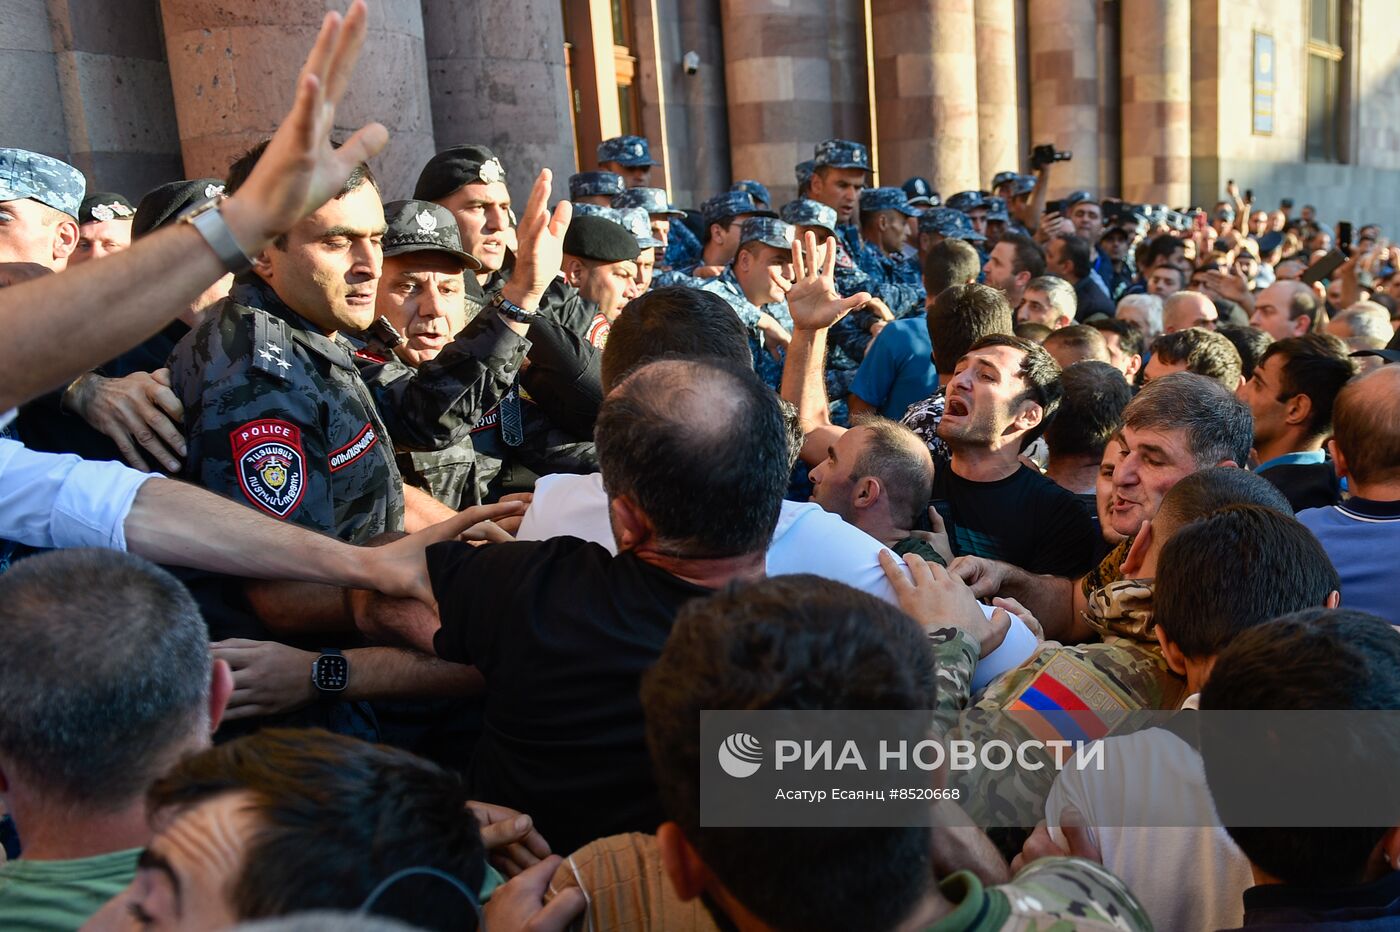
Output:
(1163, 290), (1219, 333)
(1298, 366), (1400, 624)
(1251, 280), (1320, 341)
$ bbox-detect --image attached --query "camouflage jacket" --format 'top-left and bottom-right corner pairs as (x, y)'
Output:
(696, 267), (792, 391)
(927, 579), (1181, 828)
(662, 219), (702, 271)
(167, 278), (403, 543)
(855, 239), (927, 318)
(353, 300), (530, 453)
(926, 859), (1152, 931)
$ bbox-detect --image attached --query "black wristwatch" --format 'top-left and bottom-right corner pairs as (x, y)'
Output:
(491, 291), (540, 323)
(310, 648), (349, 694)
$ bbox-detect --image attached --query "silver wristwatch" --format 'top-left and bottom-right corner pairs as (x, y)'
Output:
(181, 198), (254, 275)
(491, 291), (539, 323)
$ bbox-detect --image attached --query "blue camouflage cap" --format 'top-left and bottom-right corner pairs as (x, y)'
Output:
(901, 176), (937, 207)
(1008, 174), (1037, 197)
(813, 138), (872, 172)
(700, 190), (774, 228)
(991, 170), (1020, 190)
(779, 198), (838, 234)
(617, 206), (663, 249)
(984, 196), (1010, 223)
(612, 186), (685, 218)
(569, 171), (625, 200)
(731, 179), (771, 207)
(860, 187), (920, 217)
(597, 135), (657, 167)
(739, 216), (795, 251)
(945, 190), (988, 213)
(1063, 190), (1098, 210)
(0, 148), (85, 219)
(795, 159), (816, 190)
(572, 203), (623, 222)
(918, 207), (985, 242)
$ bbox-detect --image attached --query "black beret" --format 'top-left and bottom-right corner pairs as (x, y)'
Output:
(562, 215), (641, 263)
(77, 192), (135, 225)
(413, 145), (506, 202)
(131, 179), (226, 239)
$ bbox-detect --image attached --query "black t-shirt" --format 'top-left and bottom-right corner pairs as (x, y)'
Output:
(428, 536), (713, 854)
(931, 463), (1098, 577)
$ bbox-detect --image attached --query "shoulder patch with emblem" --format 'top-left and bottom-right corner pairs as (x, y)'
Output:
(230, 419), (306, 518)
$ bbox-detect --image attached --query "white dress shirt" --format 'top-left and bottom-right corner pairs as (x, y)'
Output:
(0, 436), (155, 551)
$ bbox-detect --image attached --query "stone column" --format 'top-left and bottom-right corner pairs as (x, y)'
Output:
(160, 0), (436, 201)
(650, 0), (730, 206)
(421, 0), (575, 210)
(720, 0), (837, 206)
(870, 0), (980, 196)
(0, 0), (70, 162)
(975, 0), (1021, 186)
(1120, 0), (1190, 204)
(1027, 0), (1099, 195)
(43, 0), (182, 197)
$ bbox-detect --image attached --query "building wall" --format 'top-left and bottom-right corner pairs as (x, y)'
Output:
(1192, 0), (1400, 229)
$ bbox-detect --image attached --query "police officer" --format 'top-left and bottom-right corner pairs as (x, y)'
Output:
(915, 207), (987, 266)
(559, 214), (641, 348)
(946, 190), (992, 242)
(569, 170), (625, 206)
(809, 138), (871, 259)
(697, 216), (796, 390)
(0, 147), (83, 270)
(652, 189), (771, 288)
(368, 198), (531, 510)
(415, 145), (603, 498)
(780, 198), (839, 244)
(854, 187), (925, 318)
(70, 192), (135, 265)
(597, 134), (657, 188)
(899, 176), (938, 262)
(613, 186), (686, 256)
(730, 179), (772, 210)
(983, 195), (1011, 250)
(616, 205), (662, 296)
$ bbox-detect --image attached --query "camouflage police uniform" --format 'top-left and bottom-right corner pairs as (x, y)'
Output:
(853, 186), (927, 318)
(697, 217), (796, 392)
(651, 190), (770, 290)
(168, 276), (407, 541)
(614, 186), (687, 277)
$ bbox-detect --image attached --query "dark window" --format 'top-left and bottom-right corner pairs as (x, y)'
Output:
(1305, 0), (1347, 163)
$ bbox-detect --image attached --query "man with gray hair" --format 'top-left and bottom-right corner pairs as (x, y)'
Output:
(0, 549), (232, 929)
(954, 372), (1253, 641)
(1328, 302), (1392, 354)
(1015, 275), (1077, 330)
(1116, 292), (1164, 343)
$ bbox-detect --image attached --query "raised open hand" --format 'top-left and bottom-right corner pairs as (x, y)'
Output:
(776, 231), (871, 331)
(503, 169), (573, 309)
(222, 1), (389, 253)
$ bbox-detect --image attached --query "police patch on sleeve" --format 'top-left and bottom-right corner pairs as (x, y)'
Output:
(230, 419), (306, 518)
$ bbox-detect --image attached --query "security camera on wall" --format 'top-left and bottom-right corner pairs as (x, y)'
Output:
(683, 51), (700, 75)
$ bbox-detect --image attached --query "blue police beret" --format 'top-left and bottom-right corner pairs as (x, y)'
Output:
(860, 187), (920, 217)
(739, 216), (795, 251)
(779, 198), (838, 234)
(0, 148), (85, 219)
(612, 187), (685, 218)
(569, 171), (625, 200)
(813, 139), (871, 172)
(597, 135), (657, 167)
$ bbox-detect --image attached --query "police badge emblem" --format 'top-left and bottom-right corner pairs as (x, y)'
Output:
(415, 209), (437, 233)
(230, 419), (306, 518)
(478, 158), (505, 185)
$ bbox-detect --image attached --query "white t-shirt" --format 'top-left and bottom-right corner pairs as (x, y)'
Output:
(1044, 695), (1253, 932)
(516, 472), (900, 603)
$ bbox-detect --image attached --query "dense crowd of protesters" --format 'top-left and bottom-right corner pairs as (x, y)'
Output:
(2, 3), (1400, 930)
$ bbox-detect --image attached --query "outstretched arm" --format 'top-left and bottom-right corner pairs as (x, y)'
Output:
(0, 1), (386, 411)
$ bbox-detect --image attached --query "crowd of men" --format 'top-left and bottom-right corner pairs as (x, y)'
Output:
(2, 3), (1400, 930)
